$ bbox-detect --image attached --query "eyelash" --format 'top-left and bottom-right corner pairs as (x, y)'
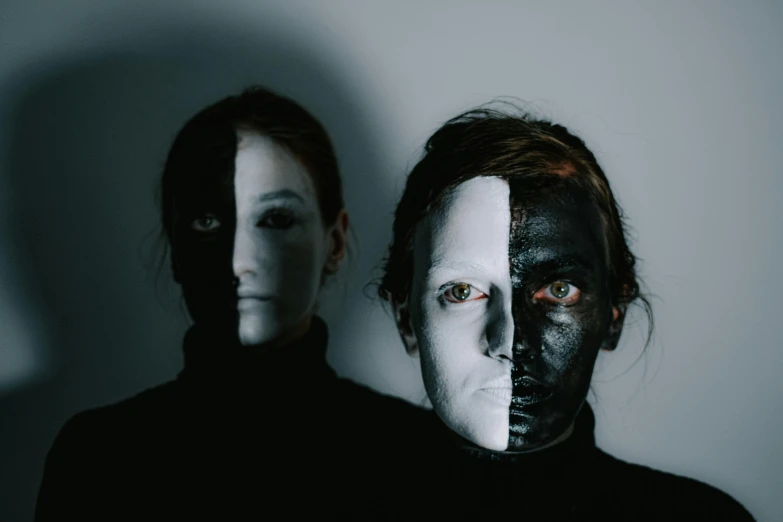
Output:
(189, 206), (299, 234)
(439, 280), (583, 306)
(441, 283), (488, 304)
(533, 280), (582, 306)
(256, 208), (298, 229)
(190, 214), (221, 234)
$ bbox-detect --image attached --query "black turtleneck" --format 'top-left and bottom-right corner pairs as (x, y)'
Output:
(391, 404), (754, 521)
(35, 317), (426, 520)
(35, 317), (754, 520)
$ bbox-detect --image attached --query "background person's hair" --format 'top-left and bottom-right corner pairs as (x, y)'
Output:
(152, 85), (346, 290)
(378, 103), (652, 339)
(160, 85), (344, 242)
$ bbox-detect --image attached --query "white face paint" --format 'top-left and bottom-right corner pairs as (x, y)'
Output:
(408, 177), (514, 451)
(232, 131), (330, 346)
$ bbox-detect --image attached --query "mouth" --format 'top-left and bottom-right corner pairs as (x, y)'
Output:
(511, 376), (552, 408)
(479, 387), (512, 404)
(479, 375), (513, 405)
(235, 295), (274, 309)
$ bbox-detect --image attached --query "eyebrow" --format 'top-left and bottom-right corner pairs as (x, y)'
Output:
(514, 251), (595, 274)
(256, 189), (304, 204)
(426, 259), (491, 276)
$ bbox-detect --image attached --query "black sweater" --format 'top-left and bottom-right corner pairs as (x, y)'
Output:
(391, 405), (755, 521)
(35, 317), (423, 520)
(36, 317), (755, 520)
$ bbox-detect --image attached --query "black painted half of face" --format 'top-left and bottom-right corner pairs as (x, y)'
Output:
(507, 179), (613, 450)
(170, 125), (240, 337)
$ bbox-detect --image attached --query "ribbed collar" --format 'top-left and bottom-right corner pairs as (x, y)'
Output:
(176, 315), (335, 396)
(451, 402), (597, 465)
(413, 404), (600, 518)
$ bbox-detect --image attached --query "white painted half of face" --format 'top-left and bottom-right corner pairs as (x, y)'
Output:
(409, 176), (514, 451)
(233, 131), (330, 346)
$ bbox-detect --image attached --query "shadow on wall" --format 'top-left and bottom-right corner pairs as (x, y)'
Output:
(0, 18), (391, 522)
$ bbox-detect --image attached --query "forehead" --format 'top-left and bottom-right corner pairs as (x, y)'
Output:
(414, 176), (607, 269)
(234, 132), (317, 200)
(414, 177), (510, 271)
(508, 179), (606, 265)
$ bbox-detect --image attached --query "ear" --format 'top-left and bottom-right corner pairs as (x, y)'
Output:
(601, 303), (627, 352)
(391, 297), (419, 357)
(324, 209), (349, 274)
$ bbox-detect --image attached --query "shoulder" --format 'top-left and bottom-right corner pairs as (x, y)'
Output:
(333, 378), (428, 413)
(594, 449), (755, 521)
(36, 381), (183, 519)
(50, 380), (182, 451)
(332, 378), (430, 429)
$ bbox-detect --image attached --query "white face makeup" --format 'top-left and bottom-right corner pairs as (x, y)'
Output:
(402, 174), (615, 452)
(231, 131), (330, 346)
(408, 177), (514, 451)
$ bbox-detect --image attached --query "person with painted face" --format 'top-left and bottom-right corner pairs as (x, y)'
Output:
(378, 106), (755, 521)
(35, 86), (422, 520)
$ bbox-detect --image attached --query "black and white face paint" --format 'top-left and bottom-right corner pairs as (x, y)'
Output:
(407, 176), (614, 451)
(173, 130), (331, 346)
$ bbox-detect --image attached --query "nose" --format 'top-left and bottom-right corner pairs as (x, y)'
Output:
(510, 305), (540, 366)
(512, 324), (536, 362)
(232, 225), (258, 278)
(486, 293), (514, 361)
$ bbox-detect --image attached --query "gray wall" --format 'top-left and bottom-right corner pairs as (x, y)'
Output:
(1, 1), (780, 520)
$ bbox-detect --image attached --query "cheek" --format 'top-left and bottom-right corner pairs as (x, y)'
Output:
(254, 230), (325, 289)
(174, 238), (233, 294)
(414, 300), (490, 396)
(539, 309), (607, 377)
(415, 304), (460, 388)
(415, 302), (511, 451)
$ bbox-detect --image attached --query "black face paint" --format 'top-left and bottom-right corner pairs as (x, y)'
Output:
(507, 178), (614, 450)
(170, 124), (240, 336)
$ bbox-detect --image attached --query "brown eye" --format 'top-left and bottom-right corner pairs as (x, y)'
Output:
(443, 283), (487, 304)
(550, 281), (570, 298)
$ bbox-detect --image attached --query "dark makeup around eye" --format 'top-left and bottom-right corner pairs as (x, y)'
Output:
(505, 178), (613, 450)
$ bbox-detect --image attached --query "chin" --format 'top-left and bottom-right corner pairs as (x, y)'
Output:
(472, 430), (509, 452)
(449, 409), (510, 451)
(507, 415), (569, 452)
(237, 316), (283, 347)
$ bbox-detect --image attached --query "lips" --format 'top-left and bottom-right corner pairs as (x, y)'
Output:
(478, 376), (513, 405)
(233, 288), (274, 311)
(236, 285), (274, 299)
(511, 376), (552, 407)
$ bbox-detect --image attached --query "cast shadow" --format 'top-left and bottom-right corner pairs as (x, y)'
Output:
(0, 18), (393, 522)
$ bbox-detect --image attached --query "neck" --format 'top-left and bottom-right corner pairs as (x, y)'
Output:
(244, 316), (314, 357)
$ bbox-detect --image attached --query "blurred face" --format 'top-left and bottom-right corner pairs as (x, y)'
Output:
(172, 131), (336, 346)
(403, 176), (617, 451)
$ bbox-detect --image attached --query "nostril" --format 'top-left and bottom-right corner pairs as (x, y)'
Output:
(512, 346), (536, 362)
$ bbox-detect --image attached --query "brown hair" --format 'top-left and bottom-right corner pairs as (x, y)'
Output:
(378, 104), (652, 334)
(160, 85), (343, 247)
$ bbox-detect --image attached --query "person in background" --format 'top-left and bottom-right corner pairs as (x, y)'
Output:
(36, 86), (423, 520)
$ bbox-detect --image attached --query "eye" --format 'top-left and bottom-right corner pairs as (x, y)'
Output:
(191, 214), (221, 233)
(257, 210), (296, 229)
(443, 283), (487, 304)
(533, 281), (581, 306)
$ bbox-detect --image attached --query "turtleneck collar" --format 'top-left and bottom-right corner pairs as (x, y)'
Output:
(177, 315), (335, 394)
(409, 403), (600, 519)
(450, 402), (597, 464)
